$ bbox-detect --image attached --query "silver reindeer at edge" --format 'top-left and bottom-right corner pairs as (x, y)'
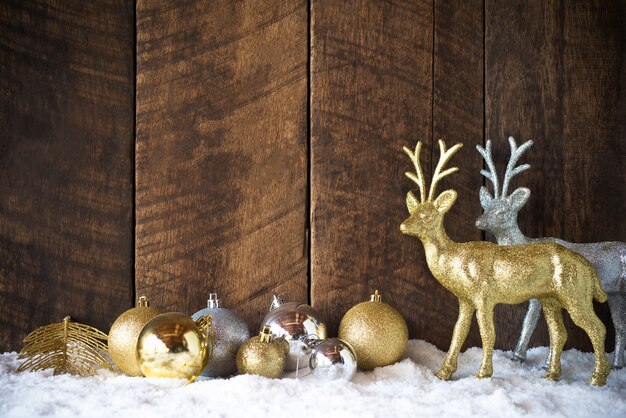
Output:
(475, 137), (626, 368)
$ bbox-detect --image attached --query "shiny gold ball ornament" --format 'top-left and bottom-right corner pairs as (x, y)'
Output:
(108, 296), (163, 376)
(136, 312), (214, 382)
(236, 326), (286, 378)
(338, 290), (408, 370)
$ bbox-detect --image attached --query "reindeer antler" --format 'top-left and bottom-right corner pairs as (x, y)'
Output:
(403, 141), (426, 203)
(501, 137), (533, 197)
(476, 140), (500, 198)
(428, 140), (463, 201)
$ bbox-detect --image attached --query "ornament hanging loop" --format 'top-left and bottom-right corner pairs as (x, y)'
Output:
(207, 293), (220, 308)
(370, 290), (382, 302)
(269, 293), (289, 311)
(259, 325), (274, 343)
(137, 296), (149, 307)
(299, 334), (321, 355)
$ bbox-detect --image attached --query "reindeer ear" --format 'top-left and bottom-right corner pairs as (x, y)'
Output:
(434, 190), (457, 213)
(479, 186), (493, 209)
(406, 191), (419, 214)
(507, 187), (530, 211)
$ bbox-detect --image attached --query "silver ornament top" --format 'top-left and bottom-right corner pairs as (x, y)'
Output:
(207, 293), (220, 309)
(269, 294), (286, 311)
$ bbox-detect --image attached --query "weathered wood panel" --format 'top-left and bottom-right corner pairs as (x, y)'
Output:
(135, 0), (309, 331)
(432, 0), (485, 348)
(310, 0), (437, 339)
(485, 0), (624, 350)
(0, 0), (621, 354)
(0, 0), (135, 351)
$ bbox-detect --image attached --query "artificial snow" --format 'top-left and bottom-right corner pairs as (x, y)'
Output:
(1, 340), (624, 418)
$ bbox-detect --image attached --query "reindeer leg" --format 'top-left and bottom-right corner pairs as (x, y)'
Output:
(540, 298), (566, 381)
(607, 293), (626, 369)
(512, 299), (542, 362)
(476, 304), (495, 378)
(436, 299), (474, 381)
(567, 304), (611, 386)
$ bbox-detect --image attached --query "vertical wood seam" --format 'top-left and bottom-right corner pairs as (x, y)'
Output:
(481, 0), (486, 243)
(430, 0), (435, 175)
(131, 0), (138, 306)
(306, 0), (312, 306)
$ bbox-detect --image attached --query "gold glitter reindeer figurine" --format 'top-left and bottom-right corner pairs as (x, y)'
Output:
(400, 140), (611, 386)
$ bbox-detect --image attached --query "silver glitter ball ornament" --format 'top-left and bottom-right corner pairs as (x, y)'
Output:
(261, 294), (327, 371)
(309, 338), (357, 381)
(191, 293), (250, 377)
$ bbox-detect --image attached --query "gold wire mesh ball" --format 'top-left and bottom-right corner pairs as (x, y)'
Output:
(338, 290), (408, 371)
(108, 296), (163, 376)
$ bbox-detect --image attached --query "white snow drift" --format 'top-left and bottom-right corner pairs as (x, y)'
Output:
(1, 340), (624, 418)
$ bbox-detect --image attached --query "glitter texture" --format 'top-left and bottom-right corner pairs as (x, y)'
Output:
(400, 140), (611, 386)
(192, 297), (250, 378)
(338, 291), (408, 371)
(108, 297), (163, 376)
(476, 137), (626, 369)
(236, 327), (285, 378)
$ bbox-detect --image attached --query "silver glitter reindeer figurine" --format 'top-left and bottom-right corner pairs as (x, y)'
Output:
(475, 137), (626, 368)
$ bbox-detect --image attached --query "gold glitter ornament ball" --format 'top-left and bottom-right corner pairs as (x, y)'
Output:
(108, 296), (163, 376)
(236, 326), (286, 378)
(338, 290), (408, 370)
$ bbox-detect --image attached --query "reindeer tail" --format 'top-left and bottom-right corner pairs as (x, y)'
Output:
(592, 269), (607, 303)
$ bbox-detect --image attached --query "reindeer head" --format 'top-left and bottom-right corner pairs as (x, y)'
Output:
(475, 137), (533, 234)
(400, 140), (462, 239)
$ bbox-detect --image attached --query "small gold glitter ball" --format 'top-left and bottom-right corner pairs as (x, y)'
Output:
(338, 290), (408, 370)
(108, 296), (163, 376)
(236, 326), (286, 378)
(136, 312), (209, 380)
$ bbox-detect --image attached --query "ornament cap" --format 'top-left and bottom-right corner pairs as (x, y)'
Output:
(300, 334), (321, 354)
(136, 296), (149, 307)
(269, 294), (285, 311)
(207, 293), (220, 308)
(370, 290), (382, 302)
(259, 325), (273, 343)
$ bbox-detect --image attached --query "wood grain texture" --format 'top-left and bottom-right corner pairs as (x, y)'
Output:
(485, 0), (625, 350)
(310, 0), (436, 339)
(433, 0), (485, 349)
(135, 0), (308, 331)
(0, 0), (620, 354)
(0, 0), (134, 351)
(559, 0), (625, 351)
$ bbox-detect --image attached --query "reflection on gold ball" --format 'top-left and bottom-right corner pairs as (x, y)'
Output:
(338, 290), (408, 371)
(236, 326), (286, 378)
(136, 312), (208, 380)
(109, 296), (163, 376)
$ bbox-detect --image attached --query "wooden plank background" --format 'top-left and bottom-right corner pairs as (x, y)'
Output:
(0, 0), (624, 353)
(0, 0), (135, 351)
(485, 0), (625, 350)
(310, 0), (437, 342)
(135, 0), (309, 332)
